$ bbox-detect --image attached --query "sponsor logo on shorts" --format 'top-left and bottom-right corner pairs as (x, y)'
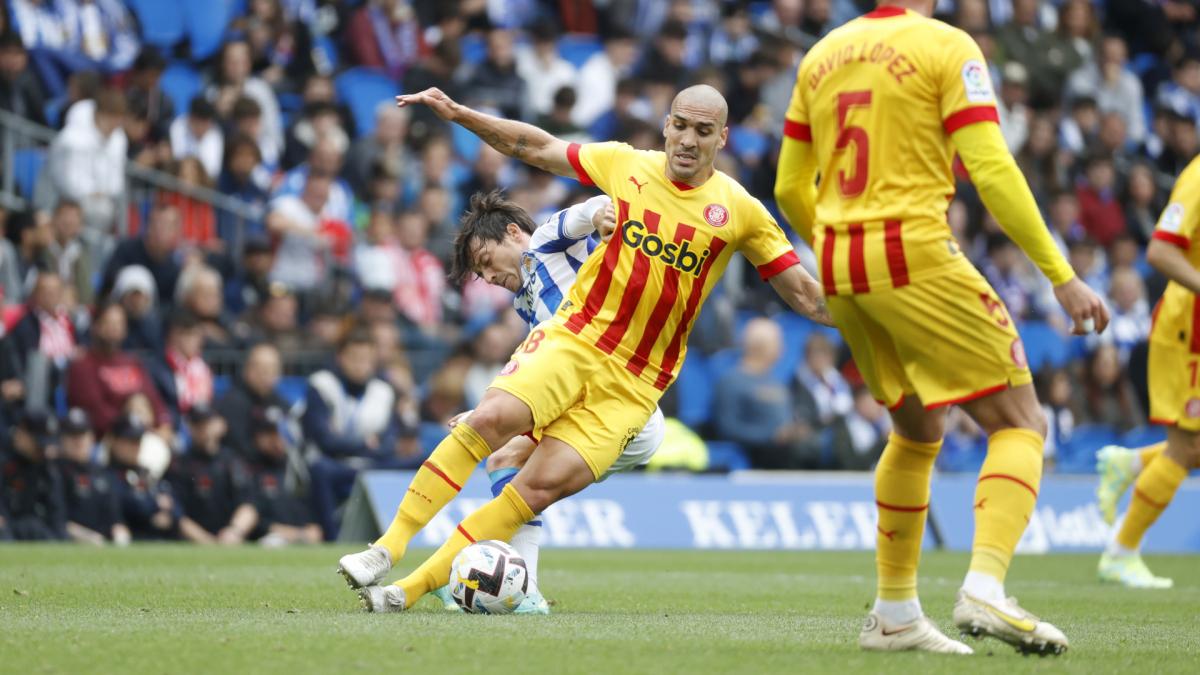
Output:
(500, 360), (520, 376)
(961, 59), (995, 103)
(618, 427), (640, 452)
(703, 203), (729, 228)
(1186, 398), (1200, 418)
(1011, 338), (1028, 368)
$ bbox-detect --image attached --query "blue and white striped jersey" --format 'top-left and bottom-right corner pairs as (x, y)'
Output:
(513, 196), (608, 329)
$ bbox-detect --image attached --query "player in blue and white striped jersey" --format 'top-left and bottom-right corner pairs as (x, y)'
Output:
(437, 190), (666, 613)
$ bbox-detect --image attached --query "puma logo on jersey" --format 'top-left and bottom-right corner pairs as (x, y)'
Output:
(629, 176), (647, 193)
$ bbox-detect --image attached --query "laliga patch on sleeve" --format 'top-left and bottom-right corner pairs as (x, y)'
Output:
(961, 60), (995, 103)
(1159, 202), (1185, 233)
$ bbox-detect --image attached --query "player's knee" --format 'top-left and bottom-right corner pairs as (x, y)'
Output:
(1023, 406), (1049, 439)
(485, 446), (522, 472)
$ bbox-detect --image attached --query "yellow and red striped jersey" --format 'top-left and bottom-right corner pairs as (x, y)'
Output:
(561, 141), (798, 390)
(1150, 155), (1200, 350)
(782, 5), (1000, 295)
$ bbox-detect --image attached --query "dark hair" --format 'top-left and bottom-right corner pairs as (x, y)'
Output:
(188, 95), (217, 121)
(451, 191), (536, 284)
(231, 96), (262, 120)
(53, 198), (82, 214)
(0, 31), (25, 51)
(132, 47), (166, 72)
(95, 88), (127, 116)
(224, 132), (262, 168)
(553, 86), (577, 109)
(166, 309), (201, 333)
(337, 326), (375, 353)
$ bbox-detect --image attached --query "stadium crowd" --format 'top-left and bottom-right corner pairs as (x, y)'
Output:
(0, 0), (1196, 543)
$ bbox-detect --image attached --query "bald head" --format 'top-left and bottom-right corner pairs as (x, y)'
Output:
(663, 85), (730, 184)
(672, 85), (729, 127)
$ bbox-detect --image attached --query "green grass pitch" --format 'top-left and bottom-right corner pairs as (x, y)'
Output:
(1, 546), (1197, 674)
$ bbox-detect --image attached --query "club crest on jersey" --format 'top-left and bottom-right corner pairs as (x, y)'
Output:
(961, 59), (995, 103)
(621, 219), (711, 276)
(500, 360), (519, 376)
(703, 203), (729, 228)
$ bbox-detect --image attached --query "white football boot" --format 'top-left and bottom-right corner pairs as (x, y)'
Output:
(358, 585), (407, 613)
(953, 591), (1068, 655)
(337, 545), (392, 589)
(858, 612), (974, 654)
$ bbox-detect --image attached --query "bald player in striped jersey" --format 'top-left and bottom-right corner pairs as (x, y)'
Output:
(774, 0), (1108, 657)
(336, 83), (830, 614)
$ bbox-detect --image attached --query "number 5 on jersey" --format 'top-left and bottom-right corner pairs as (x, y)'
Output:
(836, 90), (872, 198)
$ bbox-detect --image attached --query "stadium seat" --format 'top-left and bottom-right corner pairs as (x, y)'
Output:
(276, 376), (309, 407)
(184, 0), (236, 60)
(1121, 425), (1166, 449)
(127, 0), (186, 49)
(212, 374), (232, 399)
(334, 68), (400, 137)
(419, 422), (448, 454)
(557, 34), (602, 69)
(1018, 320), (1069, 370)
(705, 441), (750, 472)
(1058, 423), (1119, 473)
(13, 148), (45, 200)
(452, 123), (483, 164)
(460, 33), (487, 65)
(675, 352), (713, 429)
(160, 63), (203, 119)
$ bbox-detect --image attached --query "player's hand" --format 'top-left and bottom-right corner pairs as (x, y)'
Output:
(396, 87), (460, 121)
(217, 528), (244, 546)
(446, 410), (473, 430)
(1054, 276), (1110, 335)
(594, 201), (617, 242)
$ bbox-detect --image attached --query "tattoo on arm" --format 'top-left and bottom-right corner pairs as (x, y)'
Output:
(513, 135), (528, 159)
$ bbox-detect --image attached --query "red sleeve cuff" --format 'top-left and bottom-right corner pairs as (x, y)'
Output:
(566, 142), (594, 186)
(1153, 230), (1191, 250)
(943, 105), (999, 134)
(757, 250), (801, 280)
(782, 119), (812, 142)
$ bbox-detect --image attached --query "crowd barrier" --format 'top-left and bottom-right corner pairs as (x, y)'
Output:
(339, 471), (1200, 553)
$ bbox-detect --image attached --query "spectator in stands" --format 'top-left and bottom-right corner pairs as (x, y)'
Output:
(1060, 95), (1101, 154)
(1076, 153), (1128, 248)
(1104, 266), (1152, 364)
(112, 264), (161, 352)
(637, 20), (688, 88)
(345, 103), (411, 200)
(0, 409), (65, 540)
(267, 172), (337, 293)
(462, 318), (519, 408)
(223, 236), (274, 318)
(1030, 0), (1096, 108)
(217, 133), (269, 246)
(37, 199), (92, 307)
(207, 38), (283, 171)
(1067, 35), (1146, 143)
(123, 95), (168, 168)
(229, 96), (278, 172)
(1155, 49), (1200, 126)
(170, 97), (224, 182)
(536, 86), (586, 140)
(1017, 114), (1069, 199)
(166, 405), (258, 544)
(1156, 105), (1200, 177)
(794, 331), (854, 446)
(1124, 162), (1163, 244)
(0, 210), (26, 308)
(713, 318), (814, 469)
(1080, 343), (1146, 431)
(106, 413), (190, 541)
(242, 282), (310, 355)
(0, 269), (74, 411)
(275, 134), (354, 224)
(392, 211), (445, 333)
(245, 407), (322, 546)
(709, 3), (759, 66)
(239, 0), (318, 93)
(997, 61), (1031, 153)
(572, 27), (637, 128)
(401, 39), (463, 140)
(1048, 190), (1086, 253)
(160, 158), (219, 249)
(124, 48), (172, 143)
(0, 30), (46, 126)
(515, 19), (576, 119)
(834, 388), (890, 470)
(1039, 369), (1077, 470)
(66, 302), (170, 436)
(56, 407), (130, 545)
(100, 203), (181, 302)
(464, 27), (525, 121)
(282, 101), (350, 170)
(175, 264), (233, 347)
(346, 0), (426, 81)
(147, 311), (214, 427)
(302, 328), (403, 539)
(982, 236), (1039, 320)
(44, 87), (126, 259)
(215, 342), (286, 461)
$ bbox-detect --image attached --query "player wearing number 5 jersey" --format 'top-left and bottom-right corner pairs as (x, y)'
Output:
(336, 83), (831, 615)
(775, 1), (1109, 656)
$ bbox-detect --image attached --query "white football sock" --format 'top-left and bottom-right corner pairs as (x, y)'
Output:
(509, 520), (542, 585)
(961, 570), (1006, 606)
(873, 597), (923, 625)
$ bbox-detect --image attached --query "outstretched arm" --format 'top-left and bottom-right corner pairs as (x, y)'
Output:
(773, 135), (818, 247)
(768, 264), (833, 326)
(397, 88), (574, 177)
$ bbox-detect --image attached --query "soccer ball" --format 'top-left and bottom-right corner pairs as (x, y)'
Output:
(449, 540), (529, 614)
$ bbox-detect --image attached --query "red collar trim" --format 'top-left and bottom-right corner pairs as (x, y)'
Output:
(864, 6), (907, 19)
(670, 179), (697, 191)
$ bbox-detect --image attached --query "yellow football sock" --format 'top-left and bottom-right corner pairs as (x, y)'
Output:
(374, 422), (493, 562)
(395, 483), (535, 607)
(1138, 442), (1166, 471)
(969, 428), (1043, 582)
(875, 433), (940, 601)
(1117, 453), (1187, 550)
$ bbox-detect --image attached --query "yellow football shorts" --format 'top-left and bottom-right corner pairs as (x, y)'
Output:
(828, 258), (1032, 410)
(1148, 335), (1200, 431)
(488, 321), (660, 479)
